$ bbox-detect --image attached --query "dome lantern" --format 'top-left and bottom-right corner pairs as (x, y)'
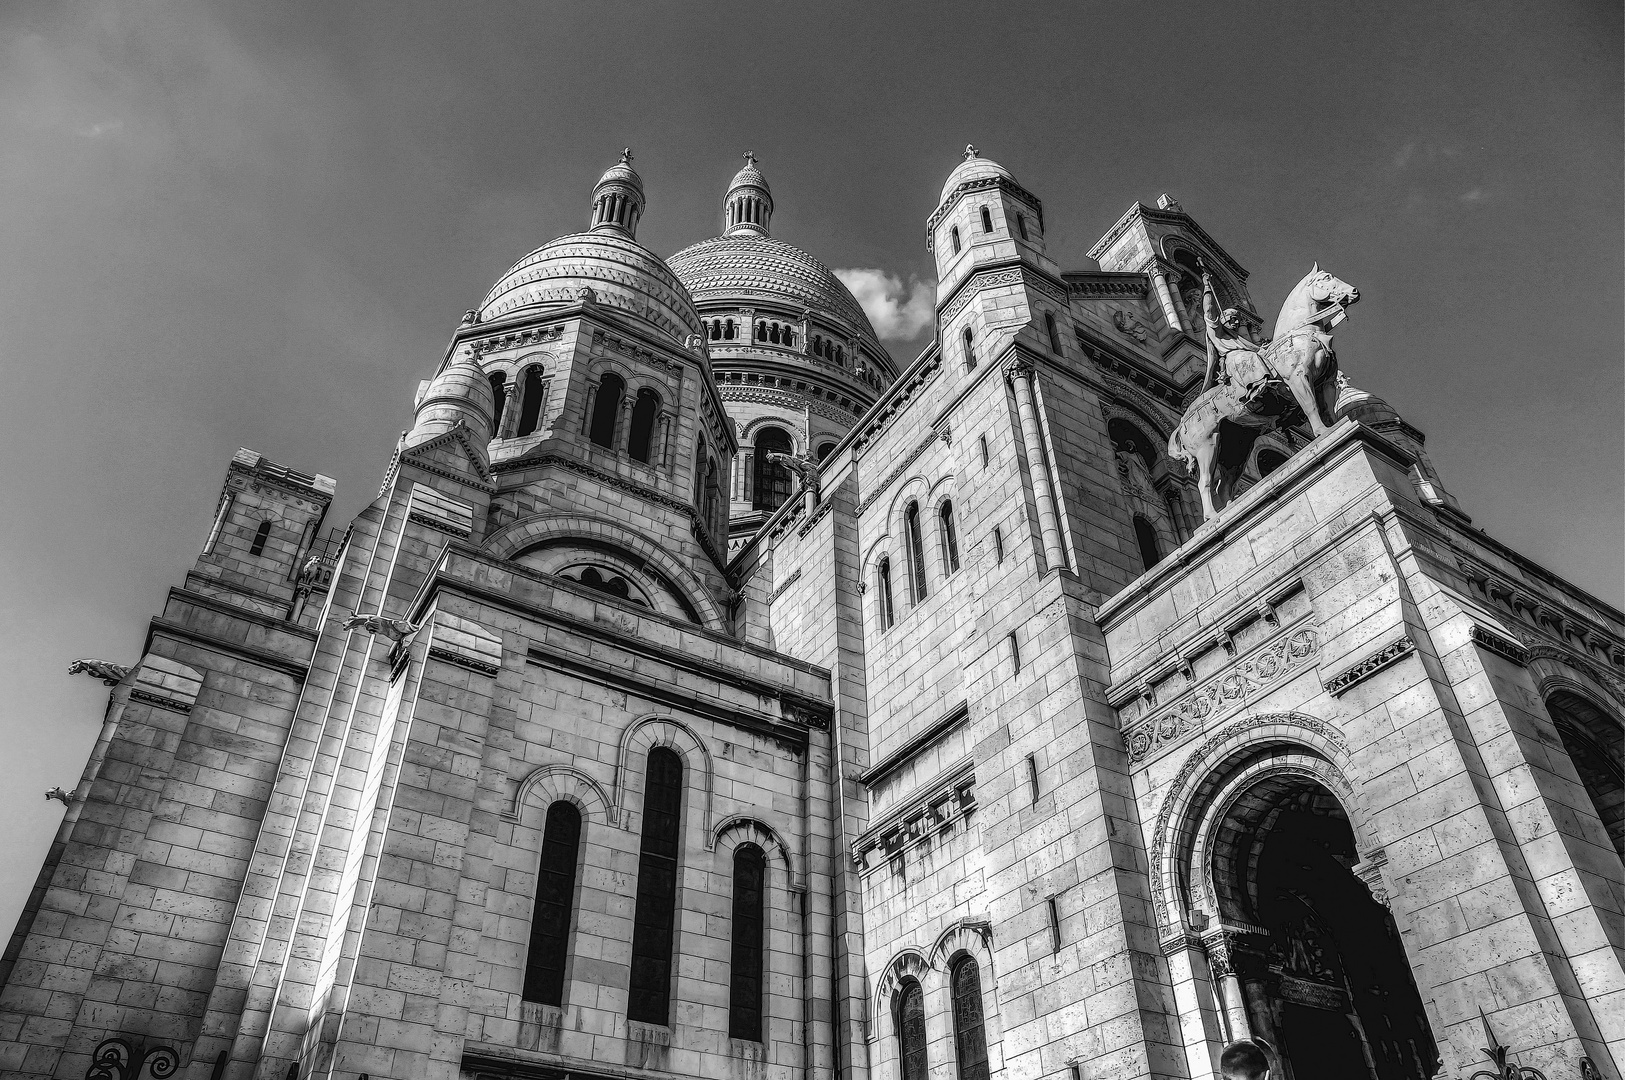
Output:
(590, 148), (646, 239)
(724, 151), (774, 236)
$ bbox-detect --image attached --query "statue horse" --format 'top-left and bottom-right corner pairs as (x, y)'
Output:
(1168, 265), (1360, 519)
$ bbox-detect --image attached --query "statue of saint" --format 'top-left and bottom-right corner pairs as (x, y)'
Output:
(1201, 271), (1269, 395)
(1114, 442), (1157, 497)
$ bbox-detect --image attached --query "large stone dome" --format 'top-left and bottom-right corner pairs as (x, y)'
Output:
(667, 232), (880, 345)
(477, 230), (706, 346)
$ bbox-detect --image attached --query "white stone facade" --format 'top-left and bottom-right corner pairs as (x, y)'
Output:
(1, 149), (1620, 1080)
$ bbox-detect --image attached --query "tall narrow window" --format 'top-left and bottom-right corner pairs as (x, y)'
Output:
(249, 519), (272, 557)
(878, 557), (895, 629)
(896, 979), (929, 1080)
(1045, 312), (1061, 353)
(1134, 515), (1162, 572)
(489, 372), (509, 434)
(905, 502), (927, 602)
(951, 226), (962, 254)
(753, 427), (793, 511)
(979, 434), (989, 468)
(939, 501), (960, 574)
(1008, 633), (1021, 674)
(628, 748), (683, 1025)
(963, 327), (976, 370)
(705, 458), (722, 534)
(728, 844), (766, 1041)
(993, 526), (1004, 564)
(517, 365), (546, 437)
(628, 389), (660, 463)
(589, 373), (623, 448)
(950, 956), (990, 1080)
(1016, 213), (1028, 240)
(980, 206), (993, 233)
(523, 801), (582, 1005)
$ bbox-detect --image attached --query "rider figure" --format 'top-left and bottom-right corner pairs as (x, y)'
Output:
(1201, 269), (1270, 396)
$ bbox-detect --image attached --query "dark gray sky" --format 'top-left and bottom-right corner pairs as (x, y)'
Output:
(0, 0), (1619, 932)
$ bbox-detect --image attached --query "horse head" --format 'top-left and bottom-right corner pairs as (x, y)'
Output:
(1305, 263), (1359, 310)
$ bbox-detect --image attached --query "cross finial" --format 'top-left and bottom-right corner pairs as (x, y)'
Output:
(743, 150), (757, 167)
(964, 144), (978, 160)
(620, 147), (633, 165)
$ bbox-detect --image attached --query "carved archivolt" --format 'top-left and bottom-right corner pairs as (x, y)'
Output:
(508, 762), (615, 827)
(614, 714), (715, 836)
(1147, 712), (1350, 933)
(711, 815), (802, 892)
(483, 512), (725, 630)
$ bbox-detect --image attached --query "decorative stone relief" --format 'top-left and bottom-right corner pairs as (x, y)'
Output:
(1125, 626), (1319, 763)
(1322, 635), (1415, 696)
(1113, 308), (1150, 342)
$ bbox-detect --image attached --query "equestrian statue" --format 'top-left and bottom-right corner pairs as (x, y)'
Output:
(1168, 263), (1360, 519)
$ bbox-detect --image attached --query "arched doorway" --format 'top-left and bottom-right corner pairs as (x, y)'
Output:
(1206, 777), (1437, 1080)
(1545, 689), (1625, 862)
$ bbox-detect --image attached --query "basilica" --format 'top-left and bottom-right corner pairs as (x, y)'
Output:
(1, 147), (1620, 1080)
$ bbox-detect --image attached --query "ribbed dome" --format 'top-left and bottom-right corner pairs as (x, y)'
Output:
(940, 145), (1014, 204)
(728, 162), (770, 196)
(596, 154), (644, 194)
(668, 232), (879, 342)
(478, 231), (705, 346)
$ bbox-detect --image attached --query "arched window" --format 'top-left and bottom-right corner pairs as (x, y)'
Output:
(249, 519), (272, 557)
(489, 372), (508, 434)
(895, 978), (928, 1080)
(1134, 515), (1162, 571)
(784, 327), (795, 347)
(725, 319), (736, 340)
(950, 226), (961, 254)
(1015, 213), (1028, 240)
(962, 327), (976, 370)
(980, 206), (993, 233)
(950, 956), (990, 1080)
(517, 365), (546, 437)
(588, 373), (623, 448)
(835, 346), (845, 366)
(522, 801), (581, 1005)
(694, 438), (707, 507)
(1546, 691), (1624, 860)
(816, 441), (836, 463)
(628, 389), (660, 464)
(769, 323), (781, 345)
(753, 427), (793, 511)
(728, 843), (765, 1041)
(628, 747), (683, 1025)
(905, 502), (927, 602)
(877, 557), (895, 629)
(755, 321), (766, 342)
(1257, 448), (1289, 478)
(939, 501), (960, 574)
(1044, 312), (1061, 353)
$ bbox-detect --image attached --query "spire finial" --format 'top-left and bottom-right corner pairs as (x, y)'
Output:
(964, 144), (978, 160)
(743, 150), (757, 168)
(620, 147), (633, 165)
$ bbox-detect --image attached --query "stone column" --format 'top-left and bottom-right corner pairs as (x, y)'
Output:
(1148, 262), (1189, 334)
(1202, 928), (1253, 1043)
(499, 376), (524, 439)
(581, 381), (599, 436)
(658, 411), (673, 467)
(616, 394), (633, 452)
(1005, 357), (1068, 573)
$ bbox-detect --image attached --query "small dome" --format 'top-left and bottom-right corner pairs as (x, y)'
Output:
(939, 144), (1015, 205)
(595, 148), (644, 195)
(407, 355), (496, 450)
(479, 230), (705, 345)
(728, 155), (771, 198)
(1334, 377), (1402, 426)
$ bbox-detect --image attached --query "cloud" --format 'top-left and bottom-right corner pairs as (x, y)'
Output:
(834, 268), (935, 341)
(1459, 188), (1489, 203)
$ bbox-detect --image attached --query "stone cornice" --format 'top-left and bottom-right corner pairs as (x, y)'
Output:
(852, 755), (976, 870)
(1073, 328), (1191, 411)
(1323, 635), (1416, 696)
(1063, 271), (1151, 298)
(859, 701), (970, 786)
(936, 258), (1070, 323)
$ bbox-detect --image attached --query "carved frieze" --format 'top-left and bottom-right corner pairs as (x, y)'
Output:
(852, 762), (976, 872)
(1322, 635), (1416, 696)
(469, 325), (565, 356)
(1125, 626), (1319, 763)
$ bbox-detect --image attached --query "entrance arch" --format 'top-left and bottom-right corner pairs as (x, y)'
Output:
(1200, 773), (1438, 1080)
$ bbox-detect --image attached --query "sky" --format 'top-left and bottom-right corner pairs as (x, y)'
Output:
(0, 0), (1619, 937)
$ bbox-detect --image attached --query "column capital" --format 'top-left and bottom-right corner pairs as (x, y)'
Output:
(1002, 355), (1035, 382)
